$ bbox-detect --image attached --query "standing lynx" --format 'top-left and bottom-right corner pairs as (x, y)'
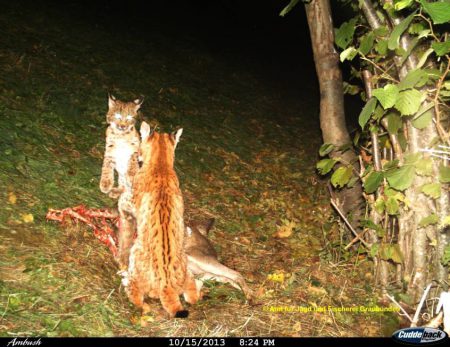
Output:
(100, 94), (142, 267)
(126, 122), (198, 318)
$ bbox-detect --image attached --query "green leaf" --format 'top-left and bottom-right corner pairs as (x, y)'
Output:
(373, 105), (386, 121)
(421, 182), (441, 199)
(319, 143), (335, 157)
(375, 39), (389, 56)
(386, 196), (400, 215)
(412, 110), (432, 129)
(420, 0), (450, 25)
(279, 0), (300, 17)
(398, 69), (428, 91)
(432, 40), (450, 56)
(385, 165), (415, 191)
(347, 175), (359, 188)
(404, 153), (421, 165)
(390, 244), (404, 264)
(359, 97), (377, 129)
(370, 244), (380, 258)
(375, 197), (385, 214)
(419, 214), (439, 227)
(372, 84), (399, 109)
(399, 36), (420, 66)
(380, 244), (404, 263)
(439, 165), (450, 183)
(340, 46), (358, 62)
(335, 18), (358, 49)
(374, 26), (389, 37)
(316, 158), (337, 175)
(331, 166), (353, 188)
(395, 89), (423, 116)
(418, 30), (431, 39)
(417, 48), (434, 69)
(409, 22), (426, 34)
(359, 32), (375, 55)
(362, 219), (385, 237)
(343, 82), (361, 95)
(395, 0), (414, 10)
(364, 171), (383, 193)
(386, 113), (403, 135)
(383, 159), (400, 171)
(388, 11), (416, 50)
(442, 245), (450, 266)
(442, 216), (450, 227)
(415, 158), (433, 176)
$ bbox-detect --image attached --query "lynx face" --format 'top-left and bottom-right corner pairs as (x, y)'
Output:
(107, 94), (143, 132)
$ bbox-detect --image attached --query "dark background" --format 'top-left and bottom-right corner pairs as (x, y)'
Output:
(49, 0), (318, 100)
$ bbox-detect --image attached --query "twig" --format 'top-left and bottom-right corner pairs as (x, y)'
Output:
(386, 294), (413, 322)
(330, 199), (370, 249)
(381, 118), (404, 162)
(411, 283), (432, 327)
(360, 56), (398, 83)
(362, 70), (383, 171)
(103, 288), (115, 305)
(344, 229), (369, 250)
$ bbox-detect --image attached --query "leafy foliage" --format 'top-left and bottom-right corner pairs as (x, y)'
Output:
(335, 18), (358, 49)
(420, 0), (450, 25)
(318, 0), (450, 287)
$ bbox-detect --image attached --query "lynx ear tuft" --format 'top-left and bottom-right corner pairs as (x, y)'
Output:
(133, 96), (144, 110)
(173, 128), (183, 147)
(108, 93), (116, 109)
(140, 121), (151, 141)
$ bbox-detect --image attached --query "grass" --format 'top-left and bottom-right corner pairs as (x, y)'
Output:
(0, 0), (399, 337)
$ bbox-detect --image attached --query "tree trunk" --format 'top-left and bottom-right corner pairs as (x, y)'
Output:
(305, 0), (364, 228)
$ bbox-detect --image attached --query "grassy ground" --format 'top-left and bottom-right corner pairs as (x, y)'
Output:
(0, 1), (399, 337)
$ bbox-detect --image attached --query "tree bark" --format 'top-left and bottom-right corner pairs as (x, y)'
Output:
(305, 0), (364, 228)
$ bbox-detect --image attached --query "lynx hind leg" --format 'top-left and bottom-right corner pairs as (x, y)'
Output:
(160, 285), (188, 318)
(183, 273), (201, 305)
(126, 279), (145, 310)
(117, 210), (136, 269)
(195, 280), (204, 298)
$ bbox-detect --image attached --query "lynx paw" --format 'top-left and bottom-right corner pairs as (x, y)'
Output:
(100, 179), (113, 194)
(117, 269), (129, 287)
(109, 187), (124, 199)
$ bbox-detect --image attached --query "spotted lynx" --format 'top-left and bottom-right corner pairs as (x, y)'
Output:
(99, 94), (142, 267)
(126, 122), (199, 318)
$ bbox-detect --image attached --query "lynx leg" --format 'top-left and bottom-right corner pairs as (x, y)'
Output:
(100, 156), (114, 194)
(195, 279), (204, 299)
(118, 209), (136, 269)
(160, 285), (188, 318)
(183, 272), (200, 305)
(126, 280), (145, 310)
(108, 186), (124, 199)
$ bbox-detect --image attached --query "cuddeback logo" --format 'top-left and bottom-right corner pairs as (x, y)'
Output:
(392, 327), (448, 345)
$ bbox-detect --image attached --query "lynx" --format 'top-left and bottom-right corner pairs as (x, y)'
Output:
(99, 94), (143, 267)
(126, 123), (198, 317)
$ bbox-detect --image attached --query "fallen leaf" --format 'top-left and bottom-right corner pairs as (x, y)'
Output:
(22, 214), (34, 223)
(8, 192), (17, 204)
(267, 272), (285, 283)
(273, 220), (297, 238)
